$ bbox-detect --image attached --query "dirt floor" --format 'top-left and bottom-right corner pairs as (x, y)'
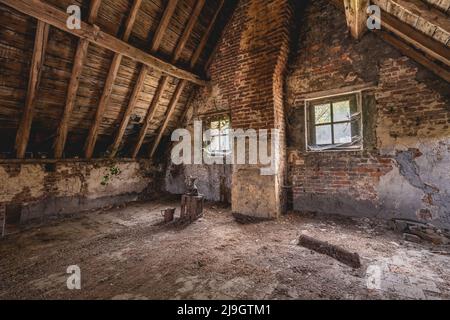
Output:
(1, 200), (450, 300)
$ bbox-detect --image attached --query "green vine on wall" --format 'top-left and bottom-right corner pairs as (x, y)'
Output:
(101, 165), (122, 186)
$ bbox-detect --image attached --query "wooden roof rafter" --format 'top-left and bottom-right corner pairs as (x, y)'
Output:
(149, 0), (226, 158)
(0, 0), (207, 85)
(131, 0), (206, 159)
(108, 0), (179, 158)
(331, 0), (450, 83)
(53, 0), (102, 159)
(14, 20), (49, 159)
(84, 0), (143, 159)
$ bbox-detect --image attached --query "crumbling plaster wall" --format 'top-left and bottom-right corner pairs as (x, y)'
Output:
(164, 85), (232, 202)
(0, 160), (160, 225)
(287, 0), (450, 228)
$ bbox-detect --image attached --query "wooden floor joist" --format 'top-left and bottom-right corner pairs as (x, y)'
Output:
(109, 0), (179, 158)
(53, 0), (102, 159)
(0, 0), (206, 86)
(84, 0), (142, 159)
(149, 0), (225, 158)
(132, 0), (205, 158)
(15, 20), (49, 159)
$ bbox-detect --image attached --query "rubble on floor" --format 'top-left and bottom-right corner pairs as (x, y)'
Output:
(1, 201), (449, 300)
(390, 219), (450, 245)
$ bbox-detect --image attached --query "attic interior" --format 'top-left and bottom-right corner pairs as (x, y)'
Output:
(0, 0), (449, 300)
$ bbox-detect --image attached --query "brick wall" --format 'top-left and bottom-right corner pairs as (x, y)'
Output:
(168, 0), (293, 216)
(287, 0), (450, 228)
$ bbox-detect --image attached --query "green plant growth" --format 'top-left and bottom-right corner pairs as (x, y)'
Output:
(101, 165), (122, 186)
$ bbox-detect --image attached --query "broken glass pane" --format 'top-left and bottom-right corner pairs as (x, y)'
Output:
(314, 103), (331, 124)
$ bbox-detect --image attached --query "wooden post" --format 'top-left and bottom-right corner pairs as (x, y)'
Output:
(343, 0), (369, 40)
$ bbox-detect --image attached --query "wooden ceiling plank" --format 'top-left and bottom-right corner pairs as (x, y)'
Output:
(132, 0), (205, 158)
(15, 20), (49, 159)
(109, 0), (179, 158)
(54, 0), (102, 159)
(0, 0), (206, 85)
(84, 0), (142, 159)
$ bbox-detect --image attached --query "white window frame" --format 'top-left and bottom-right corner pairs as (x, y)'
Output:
(204, 114), (231, 157)
(304, 90), (364, 153)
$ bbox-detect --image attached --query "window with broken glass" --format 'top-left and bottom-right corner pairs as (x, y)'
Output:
(305, 93), (362, 151)
(204, 115), (231, 156)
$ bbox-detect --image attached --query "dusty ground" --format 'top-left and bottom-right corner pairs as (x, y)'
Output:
(1, 200), (449, 300)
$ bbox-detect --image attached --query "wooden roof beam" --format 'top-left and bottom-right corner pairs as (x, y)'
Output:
(190, 0), (225, 70)
(15, 20), (49, 159)
(132, 0), (205, 158)
(109, 0), (179, 158)
(53, 0), (102, 159)
(343, 0), (369, 39)
(84, 0), (142, 159)
(0, 0), (207, 85)
(330, 0), (450, 81)
(149, 0), (225, 158)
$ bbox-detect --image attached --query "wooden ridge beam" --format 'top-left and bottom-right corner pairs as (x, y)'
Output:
(0, 0), (207, 85)
(132, 0), (205, 158)
(54, 0), (102, 159)
(15, 20), (49, 159)
(109, 0), (179, 158)
(84, 0), (142, 159)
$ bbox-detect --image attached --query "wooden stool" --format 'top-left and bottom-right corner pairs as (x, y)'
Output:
(181, 195), (204, 221)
